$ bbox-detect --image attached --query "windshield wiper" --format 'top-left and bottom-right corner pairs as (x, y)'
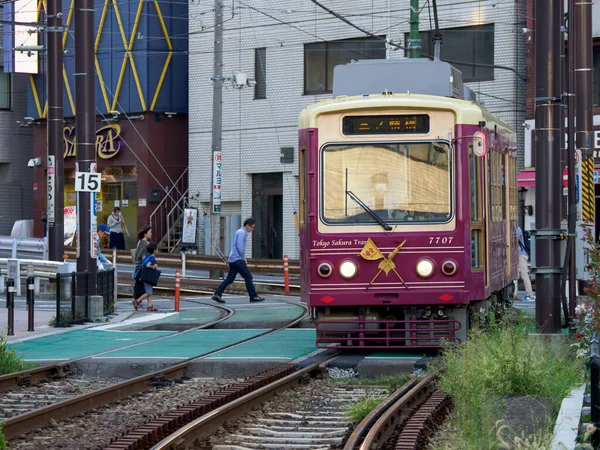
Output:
(346, 190), (393, 231)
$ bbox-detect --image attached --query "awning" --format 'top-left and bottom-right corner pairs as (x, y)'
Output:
(517, 169), (535, 187)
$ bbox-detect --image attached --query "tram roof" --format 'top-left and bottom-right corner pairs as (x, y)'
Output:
(298, 93), (514, 139)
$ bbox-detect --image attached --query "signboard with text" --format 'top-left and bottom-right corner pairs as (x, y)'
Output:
(212, 152), (222, 213)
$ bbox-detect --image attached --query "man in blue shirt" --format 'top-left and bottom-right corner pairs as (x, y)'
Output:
(212, 218), (265, 304)
(97, 224), (112, 270)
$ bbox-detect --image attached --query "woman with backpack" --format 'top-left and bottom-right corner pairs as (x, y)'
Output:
(133, 242), (159, 311)
(132, 225), (152, 309)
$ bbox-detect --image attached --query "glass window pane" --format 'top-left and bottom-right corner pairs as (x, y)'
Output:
(322, 142), (451, 224)
(255, 48), (266, 99)
(0, 72), (10, 110)
(305, 42), (327, 93)
(474, 24), (494, 80)
(469, 146), (480, 221)
(442, 28), (474, 80)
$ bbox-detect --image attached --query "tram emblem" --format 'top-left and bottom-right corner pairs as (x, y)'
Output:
(358, 238), (408, 287)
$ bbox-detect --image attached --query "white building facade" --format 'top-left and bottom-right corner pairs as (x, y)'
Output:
(189, 0), (527, 259)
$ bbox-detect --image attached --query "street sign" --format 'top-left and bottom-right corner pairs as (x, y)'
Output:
(47, 155), (55, 222)
(75, 171), (101, 192)
(90, 163), (98, 258)
(563, 166), (569, 187)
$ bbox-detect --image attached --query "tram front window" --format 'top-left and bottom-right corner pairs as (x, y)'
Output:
(321, 142), (452, 224)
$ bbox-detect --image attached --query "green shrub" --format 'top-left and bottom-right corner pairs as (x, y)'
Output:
(0, 335), (31, 375)
(433, 318), (584, 449)
(344, 395), (382, 424)
(0, 424), (5, 450)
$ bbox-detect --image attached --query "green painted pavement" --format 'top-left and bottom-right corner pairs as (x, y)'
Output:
(10, 330), (173, 361)
(151, 310), (222, 324)
(208, 329), (317, 359)
(224, 305), (305, 323)
(96, 329), (269, 358)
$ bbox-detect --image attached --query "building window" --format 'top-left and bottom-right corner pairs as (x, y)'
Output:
(408, 24), (495, 82)
(304, 37), (386, 95)
(593, 46), (599, 107)
(255, 48), (266, 100)
(0, 71), (10, 110)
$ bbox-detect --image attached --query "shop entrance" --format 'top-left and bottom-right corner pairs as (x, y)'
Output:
(252, 173), (283, 259)
(100, 168), (138, 250)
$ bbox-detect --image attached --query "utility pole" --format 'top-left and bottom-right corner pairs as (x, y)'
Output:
(47, 0), (64, 261)
(209, 0), (224, 278)
(566, 0), (577, 326)
(574, 0), (594, 229)
(74, 0), (97, 292)
(408, 0), (420, 58)
(534, 0), (562, 333)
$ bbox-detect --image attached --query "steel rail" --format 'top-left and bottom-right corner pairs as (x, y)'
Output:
(343, 377), (418, 450)
(3, 300), (308, 440)
(354, 374), (437, 450)
(150, 355), (338, 450)
(0, 302), (233, 396)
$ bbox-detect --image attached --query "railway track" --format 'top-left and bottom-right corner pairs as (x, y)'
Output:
(116, 272), (300, 297)
(136, 373), (450, 450)
(2, 299), (307, 445)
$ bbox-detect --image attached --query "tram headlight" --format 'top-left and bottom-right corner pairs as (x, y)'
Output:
(441, 260), (457, 276)
(416, 259), (435, 278)
(339, 260), (358, 279)
(317, 262), (333, 278)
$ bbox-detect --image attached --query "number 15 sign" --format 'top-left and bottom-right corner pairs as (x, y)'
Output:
(75, 172), (101, 192)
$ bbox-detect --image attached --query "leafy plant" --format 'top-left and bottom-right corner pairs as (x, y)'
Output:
(0, 424), (5, 450)
(344, 395), (383, 424)
(0, 335), (31, 375)
(49, 310), (84, 328)
(432, 319), (584, 449)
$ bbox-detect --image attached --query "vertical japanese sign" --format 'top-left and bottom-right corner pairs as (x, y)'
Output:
(90, 163), (98, 258)
(47, 155), (55, 223)
(212, 152), (222, 213)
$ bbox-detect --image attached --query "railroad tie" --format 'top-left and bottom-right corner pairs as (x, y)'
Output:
(106, 364), (297, 450)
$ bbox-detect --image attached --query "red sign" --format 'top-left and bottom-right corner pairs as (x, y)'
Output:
(33, 183), (38, 190)
(563, 167), (569, 187)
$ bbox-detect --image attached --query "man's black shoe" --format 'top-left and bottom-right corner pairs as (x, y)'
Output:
(250, 296), (265, 303)
(212, 295), (226, 304)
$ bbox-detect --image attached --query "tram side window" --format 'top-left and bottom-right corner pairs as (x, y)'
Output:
(471, 229), (483, 269)
(299, 148), (306, 225)
(469, 145), (480, 221)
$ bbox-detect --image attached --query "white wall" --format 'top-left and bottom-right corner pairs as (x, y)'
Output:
(189, 0), (525, 258)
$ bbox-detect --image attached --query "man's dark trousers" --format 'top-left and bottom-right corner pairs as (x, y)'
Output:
(214, 260), (257, 298)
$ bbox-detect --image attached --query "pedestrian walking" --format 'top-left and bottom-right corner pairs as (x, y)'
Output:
(133, 242), (159, 311)
(132, 225), (152, 304)
(212, 218), (265, 304)
(96, 224), (112, 270)
(107, 207), (129, 250)
(517, 225), (535, 301)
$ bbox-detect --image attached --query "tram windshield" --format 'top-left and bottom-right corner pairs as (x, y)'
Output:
(321, 141), (452, 224)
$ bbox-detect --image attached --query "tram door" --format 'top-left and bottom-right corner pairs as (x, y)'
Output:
(252, 173), (283, 259)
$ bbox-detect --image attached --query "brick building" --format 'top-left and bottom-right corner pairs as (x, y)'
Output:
(189, 0), (527, 259)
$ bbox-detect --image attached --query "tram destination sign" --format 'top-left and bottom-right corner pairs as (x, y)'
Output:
(342, 114), (430, 135)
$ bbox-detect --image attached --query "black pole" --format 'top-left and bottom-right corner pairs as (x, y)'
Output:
(6, 278), (15, 336)
(534, 0), (562, 333)
(84, 270), (89, 321)
(56, 273), (61, 327)
(27, 276), (35, 332)
(567, 1), (577, 326)
(74, 0), (97, 293)
(47, 0), (64, 261)
(71, 271), (76, 321)
(574, 0), (595, 224)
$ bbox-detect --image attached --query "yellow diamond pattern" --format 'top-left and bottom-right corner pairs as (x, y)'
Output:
(29, 0), (173, 118)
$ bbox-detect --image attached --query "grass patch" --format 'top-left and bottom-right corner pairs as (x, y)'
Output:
(337, 374), (410, 393)
(344, 395), (382, 424)
(0, 335), (31, 375)
(0, 424), (5, 450)
(49, 310), (84, 328)
(432, 315), (585, 449)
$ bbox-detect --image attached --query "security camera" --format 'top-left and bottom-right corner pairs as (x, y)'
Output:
(109, 110), (120, 116)
(246, 77), (257, 87)
(28, 157), (41, 168)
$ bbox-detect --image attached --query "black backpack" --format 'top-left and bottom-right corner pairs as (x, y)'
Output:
(519, 230), (531, 256)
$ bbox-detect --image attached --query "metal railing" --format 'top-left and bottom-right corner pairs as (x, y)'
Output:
(51, 268), (115, 326)
(0, 236), (47, 260)
(149, 168), (189, 253)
